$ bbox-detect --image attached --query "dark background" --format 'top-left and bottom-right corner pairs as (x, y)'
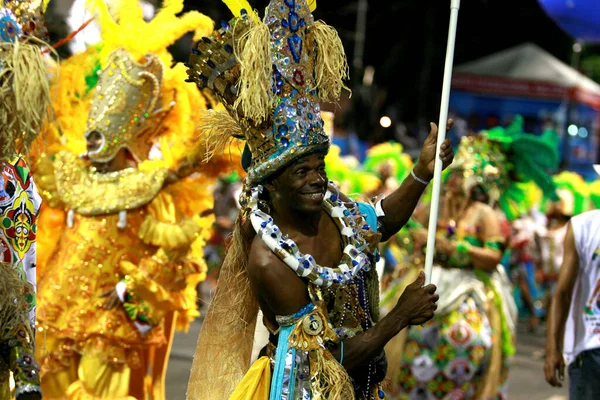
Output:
(180, 0), (597, 143)
(45, 0), (599, 144)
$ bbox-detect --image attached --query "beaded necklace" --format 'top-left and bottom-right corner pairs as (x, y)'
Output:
(249, 184), (376, 287)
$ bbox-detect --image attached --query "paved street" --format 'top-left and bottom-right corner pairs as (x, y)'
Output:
(165, 317), (569, 400)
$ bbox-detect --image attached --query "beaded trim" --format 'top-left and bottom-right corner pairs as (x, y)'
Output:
(249, 183), (376, 287)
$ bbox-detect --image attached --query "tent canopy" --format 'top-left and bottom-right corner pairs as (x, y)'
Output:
(452, 42), (600, 108)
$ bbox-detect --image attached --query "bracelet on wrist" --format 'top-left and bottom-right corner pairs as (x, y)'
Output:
(411, 169), (430, 185)
(450, 240), (472, 268)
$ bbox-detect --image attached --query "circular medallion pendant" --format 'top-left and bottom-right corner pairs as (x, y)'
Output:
(303, 314), (324, 336)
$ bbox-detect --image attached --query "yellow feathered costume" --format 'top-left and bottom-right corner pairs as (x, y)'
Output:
(33, 1), (242, 399)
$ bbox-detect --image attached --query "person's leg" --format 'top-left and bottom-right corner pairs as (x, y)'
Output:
(569, 355), (584, 400)
(517, 265), (538, 331)
(580, 348), (600, 399)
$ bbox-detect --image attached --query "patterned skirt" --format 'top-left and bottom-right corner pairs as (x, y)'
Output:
(393, 296), (505, 399)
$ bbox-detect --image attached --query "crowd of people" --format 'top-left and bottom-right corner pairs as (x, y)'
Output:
(1, 0), (599, 399)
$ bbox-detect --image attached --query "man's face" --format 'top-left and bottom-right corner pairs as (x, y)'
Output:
(268, 152), (328, 214)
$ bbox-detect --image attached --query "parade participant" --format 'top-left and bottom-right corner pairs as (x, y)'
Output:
(544, 165), (600, 398)
(185, 0), (454, 398)
(33, 1), (238, 398)
(537, 171), (591, 313)
(0, 0), (53, 398)
(388, 116), (560, 399)
(362, 141), (414, 199)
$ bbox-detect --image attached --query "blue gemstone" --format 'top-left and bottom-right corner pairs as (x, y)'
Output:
(220, 20), (229, 29)
(207, 60), (216, 68)
(224, 44), (233, 54)
(240, 8), (248, 15)
(284, 0), (295, 8)
(330, 194), (338, 201)
(261, 221), (267, 228)
(202, 36), (211, 44)
(281, 137), (289, 147)
(271, 233), (277, 238)
(343, 209), (350, 216)
(287, 34), (303, 63)
(378, 389), (385, 399)
(278, 125), (288, 135)
(191, 48), (200, 55)
(288, 12), (299, 32)
(299, 19), (305, 28)
(281, 19), (289, 29)
(352, 260), (359, 267)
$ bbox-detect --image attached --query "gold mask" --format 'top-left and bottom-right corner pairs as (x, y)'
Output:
(85, 48), (169, 163)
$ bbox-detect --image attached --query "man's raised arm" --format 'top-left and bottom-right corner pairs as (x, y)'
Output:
(378, 121), (454, 242)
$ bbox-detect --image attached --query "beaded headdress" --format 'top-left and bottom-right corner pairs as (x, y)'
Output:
(0, 0), (51, 160)
(81, 0), (214, 163)
(449, 115), (560, 220)
(0, 0), (48, 43)
(187, 0), (348, 184)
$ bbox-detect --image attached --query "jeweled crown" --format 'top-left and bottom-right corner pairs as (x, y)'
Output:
(0, 0), (48, 44)
(187, 0), (348, 184)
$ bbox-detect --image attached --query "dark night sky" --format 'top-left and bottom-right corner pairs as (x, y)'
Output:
(183, 0), (597, 141)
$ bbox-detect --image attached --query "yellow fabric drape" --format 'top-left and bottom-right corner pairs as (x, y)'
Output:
(229, 356), (271, 400)
(65, 353), (135, 400)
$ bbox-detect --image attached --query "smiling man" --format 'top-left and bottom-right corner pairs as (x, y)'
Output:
(186, 1), (454, 398)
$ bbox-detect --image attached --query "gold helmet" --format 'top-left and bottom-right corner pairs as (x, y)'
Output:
(84, 48), (170, 163)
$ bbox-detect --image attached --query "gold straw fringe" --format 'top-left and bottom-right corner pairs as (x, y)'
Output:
(187, 216), (259, 399)
(196, 110), (243, 163)
(0, 38), (52, 161)
(312, 20), (350, 102)
(0, 263), (32, 344)
(234, 20), (274, 123)
(312, 350), (355, 399)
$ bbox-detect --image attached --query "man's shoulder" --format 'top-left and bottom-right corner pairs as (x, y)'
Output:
(248, 234), (292, 282)
(572, 209), (600, 227)
(249, 234), (279, 269)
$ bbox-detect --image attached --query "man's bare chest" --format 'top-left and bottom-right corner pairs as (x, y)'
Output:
(290, 215), (343, 269)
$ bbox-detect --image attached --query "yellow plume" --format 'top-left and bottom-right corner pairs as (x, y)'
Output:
(88, 0), (214, 71)
(221, 0), (315, 22)
(222, 0), (260, 23)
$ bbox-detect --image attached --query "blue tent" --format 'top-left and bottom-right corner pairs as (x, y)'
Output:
(450, 43), (600, 179)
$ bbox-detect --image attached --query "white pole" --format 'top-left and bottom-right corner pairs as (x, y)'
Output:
(424, 0), (461, 285)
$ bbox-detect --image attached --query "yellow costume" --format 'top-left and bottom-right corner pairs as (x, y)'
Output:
(34, 1), (240, 399)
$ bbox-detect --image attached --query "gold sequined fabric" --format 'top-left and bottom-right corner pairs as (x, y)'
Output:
(52, 151), (168, 215)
